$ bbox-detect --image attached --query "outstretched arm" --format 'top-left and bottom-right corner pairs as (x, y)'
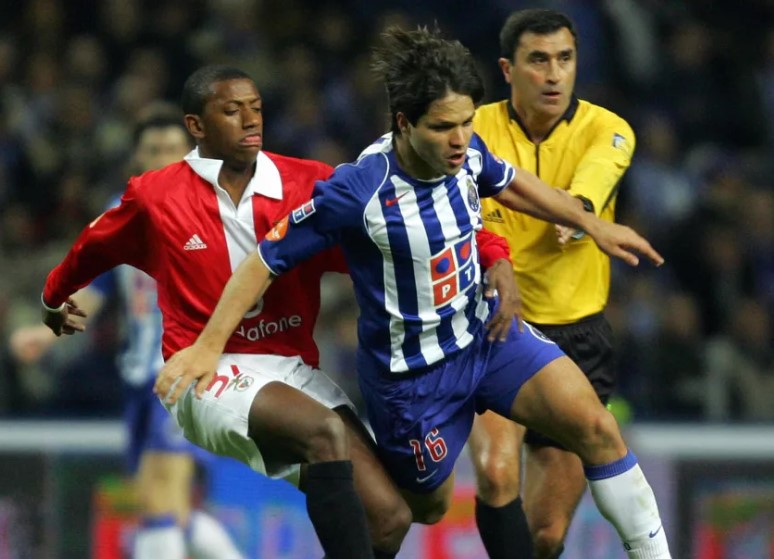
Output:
(153, 250), (274, 404)
(495, 170), (663, 267)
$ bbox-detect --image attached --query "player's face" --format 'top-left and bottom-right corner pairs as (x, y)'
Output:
(500, 27), (577, 122)
(400, 91), (475, 179)
(190, 78), (263, 166)
(134, 126), (191, 173)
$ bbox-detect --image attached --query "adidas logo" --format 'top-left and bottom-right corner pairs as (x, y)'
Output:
(484, 208), (505, 223)
(184, 234), (208, 251)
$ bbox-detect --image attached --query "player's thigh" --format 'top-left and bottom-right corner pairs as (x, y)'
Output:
(509, 355), (616, 453)
(522, 445), (586, 534)
(168, 354), (355, 478)
(468, 411), (524, 502)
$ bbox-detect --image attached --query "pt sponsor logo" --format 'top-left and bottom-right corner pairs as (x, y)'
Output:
(235, 315), (303, 342)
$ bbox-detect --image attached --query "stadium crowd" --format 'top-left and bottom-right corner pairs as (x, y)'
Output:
(1, 0), (773, 423)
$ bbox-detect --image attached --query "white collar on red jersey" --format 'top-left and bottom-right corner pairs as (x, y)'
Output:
(184, 148), (283, 200)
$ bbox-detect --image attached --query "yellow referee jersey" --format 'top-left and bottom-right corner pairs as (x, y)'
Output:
(475, 97), (635, 324)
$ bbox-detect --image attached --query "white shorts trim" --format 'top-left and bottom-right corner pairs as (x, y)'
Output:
(164, 353), (355, 479)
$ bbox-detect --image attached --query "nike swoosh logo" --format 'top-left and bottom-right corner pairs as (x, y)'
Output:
(415, 470), (438, 484)
(385, 192), (408, 207)
(649, 525), (662, 538)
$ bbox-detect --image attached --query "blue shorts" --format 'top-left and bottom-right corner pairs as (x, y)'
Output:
(124, 380), (209, 473)
(358, 319), (563, 493)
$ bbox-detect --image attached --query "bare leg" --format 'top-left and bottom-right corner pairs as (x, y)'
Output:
(248, 381), (374, 559)
(468, 413), (534, 559)
(510, 357), (671, 558)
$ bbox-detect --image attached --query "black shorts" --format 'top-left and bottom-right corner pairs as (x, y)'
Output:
(524, 312), (616, 448)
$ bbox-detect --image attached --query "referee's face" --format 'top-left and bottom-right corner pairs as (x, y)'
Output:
(501, 27), (577, 124)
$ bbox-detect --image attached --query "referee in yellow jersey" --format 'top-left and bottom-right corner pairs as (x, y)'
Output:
(468, 9), (636, 559)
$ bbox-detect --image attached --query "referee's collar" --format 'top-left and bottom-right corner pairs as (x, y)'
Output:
(507, 95), (579, 141)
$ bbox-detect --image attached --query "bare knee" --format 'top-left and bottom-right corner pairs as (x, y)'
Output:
(531, 519), (569, 559)
(306, 413), (349, 463)
(475, 452), (521, 506)
(572, 408), (626, 463)
(406, 490), (453, 525)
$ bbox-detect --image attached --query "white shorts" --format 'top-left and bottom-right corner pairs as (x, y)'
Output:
(164, 353), (355, 479)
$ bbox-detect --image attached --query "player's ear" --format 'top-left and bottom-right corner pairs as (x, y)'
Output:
(396, 112), (410, 135)
(184, 114), (205, 139)
(498, 58), (513, 84)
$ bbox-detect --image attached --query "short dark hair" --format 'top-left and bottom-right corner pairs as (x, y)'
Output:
(132, 101), (191, 147)
(371, 26), (485, 134)
(499, 9), (578, 61)
(181, 65), (254, 115)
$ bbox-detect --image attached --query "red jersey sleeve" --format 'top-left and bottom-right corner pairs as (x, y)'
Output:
(43, 179), (155, 306)
(477, 228), (512, 269)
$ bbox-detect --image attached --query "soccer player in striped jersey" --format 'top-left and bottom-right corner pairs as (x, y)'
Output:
(157, 28), (672, 559)
(13, 107), (246, 558)
(40, 66), (414, 559)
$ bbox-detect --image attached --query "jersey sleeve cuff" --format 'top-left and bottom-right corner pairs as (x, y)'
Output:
(256, 245), (280, 276)
(41, 292), (66, 312)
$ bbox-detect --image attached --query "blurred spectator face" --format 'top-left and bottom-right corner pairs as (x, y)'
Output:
(65, 35), (108, 87)
(500, 27), (577, 122)
(662, 293), (701, 341)
(134, 125), (191, 173)
(730, 299), (770, 351)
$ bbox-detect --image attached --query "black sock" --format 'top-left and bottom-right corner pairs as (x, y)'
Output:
(372, 549), (397, 559)
(305, 460), (373, 559)
(475, 496), (533, 559)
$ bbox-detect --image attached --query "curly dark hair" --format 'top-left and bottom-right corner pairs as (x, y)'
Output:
(371, 26), (484, 135)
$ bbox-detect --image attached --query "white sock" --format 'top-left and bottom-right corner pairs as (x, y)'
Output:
(188, 510), (244, 559)
(585, 450), (671, 559)
(133, 515), (185, 559)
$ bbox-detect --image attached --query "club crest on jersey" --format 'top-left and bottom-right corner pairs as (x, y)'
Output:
(265, 216), (288, 241)
(228, 373), (255, 392)
(429, 233), (476, 307)
(291, 200), (316, 224)
(465, 176), (480, 212)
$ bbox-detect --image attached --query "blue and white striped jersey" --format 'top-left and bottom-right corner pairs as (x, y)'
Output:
(90, 197), (164, 386)
(259, 132), (515, 374)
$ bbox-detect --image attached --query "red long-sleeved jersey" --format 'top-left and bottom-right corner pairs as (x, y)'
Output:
(44, 150), (511, 367)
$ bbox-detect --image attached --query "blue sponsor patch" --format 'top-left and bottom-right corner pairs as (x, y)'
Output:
(291, 200), (316, 224)
(612, 133), (626, 149)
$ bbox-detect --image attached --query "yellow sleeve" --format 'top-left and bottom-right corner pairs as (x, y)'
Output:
(567, 116), (635, 215)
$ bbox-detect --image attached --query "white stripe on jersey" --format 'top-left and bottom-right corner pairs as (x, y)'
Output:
(214, 187), (258, 273)
(364, 159), (488, 372)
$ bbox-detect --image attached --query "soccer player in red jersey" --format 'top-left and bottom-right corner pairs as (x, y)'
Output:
(40, 65), (413, 559)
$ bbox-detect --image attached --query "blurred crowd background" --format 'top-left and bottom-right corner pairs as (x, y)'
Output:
(0, 0), (772, 424)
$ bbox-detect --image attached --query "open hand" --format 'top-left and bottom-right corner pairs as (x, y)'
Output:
(153, 344), (220, 405)
(42, 298), (88, 336)
(588, 221), (664, 267)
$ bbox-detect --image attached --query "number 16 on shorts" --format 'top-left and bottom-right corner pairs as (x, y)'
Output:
(409, 428), (448, 472)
